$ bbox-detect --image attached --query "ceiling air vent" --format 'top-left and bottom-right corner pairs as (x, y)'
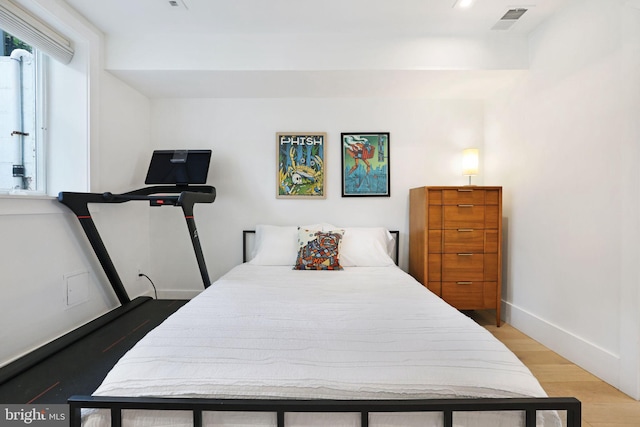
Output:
(491, 8), (528, 30)
(167, 0), (189, 10)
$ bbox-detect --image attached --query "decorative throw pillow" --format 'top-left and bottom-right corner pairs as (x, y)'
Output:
(294, 228), (344, 270)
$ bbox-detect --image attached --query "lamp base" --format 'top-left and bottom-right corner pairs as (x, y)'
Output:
(464, 175), (478, 187)
(465, 176), (478, 186)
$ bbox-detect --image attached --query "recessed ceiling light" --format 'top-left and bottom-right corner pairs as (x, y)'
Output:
(453, 0), (475, 8)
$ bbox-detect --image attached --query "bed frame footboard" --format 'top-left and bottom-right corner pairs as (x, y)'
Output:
(68, 395), (581, 427)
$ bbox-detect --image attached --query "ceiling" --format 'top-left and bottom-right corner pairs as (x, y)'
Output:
(63, 0), (567, 37)
(60, 0), (570, 98)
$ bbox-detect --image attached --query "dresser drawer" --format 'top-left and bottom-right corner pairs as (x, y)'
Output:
(443, 205), (485, 229)
(442, 281), (497, 309)
(428, 205), (442, 229)
(427, 282), (442, 297)
(443, 189), (485, 205)
(443, 229), (484, 253)
(485, 205), (500, 229)
(442, 281), (483, 309)
(428, 230), (442, 253)
(484, 253), (499, 281)
(485, 230), (499, 253)
(485, 189), (500, 205)
(427, 253), (441, 281)
(442, 253), (484, 281)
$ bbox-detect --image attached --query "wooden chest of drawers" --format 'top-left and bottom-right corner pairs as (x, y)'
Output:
(409, 186), (502, 326)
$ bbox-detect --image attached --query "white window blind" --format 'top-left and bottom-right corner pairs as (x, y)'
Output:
(0, 0), (73, 64)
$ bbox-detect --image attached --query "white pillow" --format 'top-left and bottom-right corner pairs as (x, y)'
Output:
(249, 225), (298, 265)
(249, 224), (325, 265)
(339, 227), (395, 267)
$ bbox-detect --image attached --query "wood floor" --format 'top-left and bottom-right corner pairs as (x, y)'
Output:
(470, 311), (640, 427)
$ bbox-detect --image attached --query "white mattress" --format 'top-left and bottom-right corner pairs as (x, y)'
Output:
(85, 264), (560, 426)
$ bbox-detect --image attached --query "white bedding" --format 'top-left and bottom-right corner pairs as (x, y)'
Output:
(85, 264), (559, 426)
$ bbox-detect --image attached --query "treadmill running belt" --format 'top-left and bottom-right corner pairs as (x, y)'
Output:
(0, 299), (187, 404)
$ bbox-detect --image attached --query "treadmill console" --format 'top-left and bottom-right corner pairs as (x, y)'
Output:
(144, 149), (212, 185)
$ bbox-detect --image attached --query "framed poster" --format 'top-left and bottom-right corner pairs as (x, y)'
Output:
(341, 132), (390, 197)
(277, 132), (326, 199)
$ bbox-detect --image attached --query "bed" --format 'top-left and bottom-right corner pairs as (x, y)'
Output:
(71, 225), (580, 427)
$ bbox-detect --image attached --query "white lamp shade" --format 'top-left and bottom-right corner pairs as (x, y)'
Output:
(462, 148), (479, 176)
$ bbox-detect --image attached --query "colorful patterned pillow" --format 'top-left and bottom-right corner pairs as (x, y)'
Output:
(293, 228), (344, 270)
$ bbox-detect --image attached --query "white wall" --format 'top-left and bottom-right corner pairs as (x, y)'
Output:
(485, 0), (640, 398)
(89, 70), (153, 301)
(147, 98), (485, 296)
(106, 33), (529, 72)
(0, 1), (152, 368)
(0, 73), (151, 368)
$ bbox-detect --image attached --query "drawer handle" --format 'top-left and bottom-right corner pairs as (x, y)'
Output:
(458, 204), (474, 207)
(457, 281), (473, 285)
(457, 189), (474, 192)
(457, 253), (474, 256)
(457, 229), (474, 232)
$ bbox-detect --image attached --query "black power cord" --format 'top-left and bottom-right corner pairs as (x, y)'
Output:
(138, 273), (158, 299)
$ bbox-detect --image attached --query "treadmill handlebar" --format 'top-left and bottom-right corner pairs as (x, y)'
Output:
(58, 185), (216, 216)
(57, 185), (217, 303)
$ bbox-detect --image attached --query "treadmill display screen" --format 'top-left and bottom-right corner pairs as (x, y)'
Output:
(145, 150), (211, 185)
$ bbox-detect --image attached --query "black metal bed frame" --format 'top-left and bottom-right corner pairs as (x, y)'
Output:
(68, 395), (581, 427)
(67, 229), (581, 426)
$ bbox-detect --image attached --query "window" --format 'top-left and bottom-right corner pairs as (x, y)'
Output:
(0, 29), (45, 193)
(0, 0), (78, 196)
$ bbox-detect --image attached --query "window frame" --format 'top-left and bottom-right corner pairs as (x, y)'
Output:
(33, 48), (46, 194)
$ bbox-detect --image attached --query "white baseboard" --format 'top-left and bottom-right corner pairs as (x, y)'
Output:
(503, 301), (621, 392)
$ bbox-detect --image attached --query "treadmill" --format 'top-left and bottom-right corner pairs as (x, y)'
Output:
(58, 149), (216, 303)
(0, 149), (216, 403)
